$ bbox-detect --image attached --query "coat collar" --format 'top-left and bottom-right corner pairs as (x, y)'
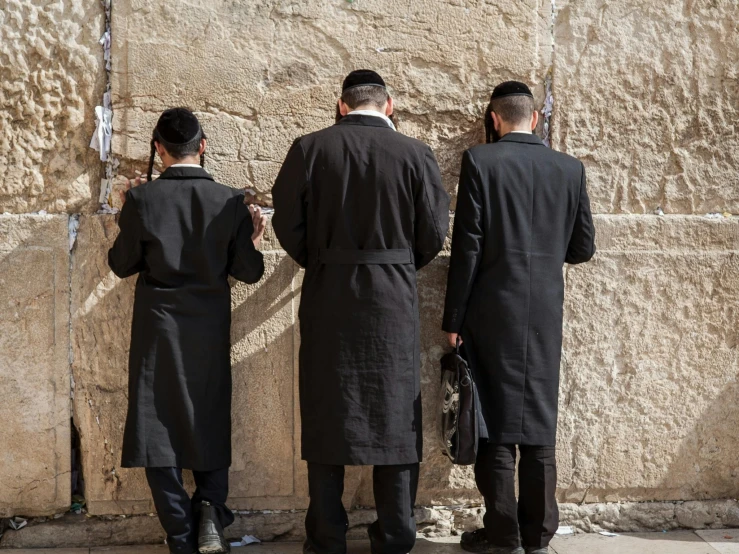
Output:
(498, 132), (545, 146)
(156, 166), (214, 181)
(336, 113), (394, 130)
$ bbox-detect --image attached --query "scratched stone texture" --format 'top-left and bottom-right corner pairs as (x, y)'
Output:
(0, 0), (106, 213)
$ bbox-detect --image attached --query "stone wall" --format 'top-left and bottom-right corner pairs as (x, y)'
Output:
(1, 0), (738, 537)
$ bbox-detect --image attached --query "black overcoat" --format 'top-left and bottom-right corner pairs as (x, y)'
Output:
(108, 166), (265, 470)
(272, 114), (450, 465)
(442, 133), (595, 446)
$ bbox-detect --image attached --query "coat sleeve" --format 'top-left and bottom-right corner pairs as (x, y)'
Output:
(108, 191), (145, 278)
(442, 150), (484, 333)
(272, 139), (309, 268)
(414, 147), (451, 270)
(565, 163), (596, 265)
(228, 196), (266, 284)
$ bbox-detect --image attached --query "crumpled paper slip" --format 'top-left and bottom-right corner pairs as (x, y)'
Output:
(556, 525), (574, 535)
(230, 534), (261, 547)
(100, 30), (111, 71)
(8, 517), (27, 530)
(599, 531), (619, 537)
(69, 214), (80, 251)
(90, 105), (113, 162)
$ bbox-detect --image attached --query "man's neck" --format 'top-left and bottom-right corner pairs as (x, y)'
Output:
(348, 105), (385, 116)
(501, 126), (533, 136)
(162, 156), (201, 170)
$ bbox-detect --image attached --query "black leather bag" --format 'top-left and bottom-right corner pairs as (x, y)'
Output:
(438, 340), (480, 465)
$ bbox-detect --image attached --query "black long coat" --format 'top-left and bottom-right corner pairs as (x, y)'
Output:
(272, 114), (450, 465)
(108, 166), (265, 470)
(442, 133), (595, 446)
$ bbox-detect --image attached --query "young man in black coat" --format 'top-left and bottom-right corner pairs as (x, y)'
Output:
(442, 82), (596, 554)
(108, 108), (266, 554)
(272, 70), (450, 554)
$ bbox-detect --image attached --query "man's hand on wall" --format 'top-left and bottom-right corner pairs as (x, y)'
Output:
(118, 171), (148, 206)
(250, 205), (267, 248)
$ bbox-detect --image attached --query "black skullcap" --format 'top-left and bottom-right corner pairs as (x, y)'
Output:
(491, 81), (534, 100)
(342, 69), (386, 92)
(155, 107), (202, 144)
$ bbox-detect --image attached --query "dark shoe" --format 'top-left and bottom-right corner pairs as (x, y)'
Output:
(303, 541), (316, 553)
(460, 528), (524, 554)
(198, 501), (230, 553)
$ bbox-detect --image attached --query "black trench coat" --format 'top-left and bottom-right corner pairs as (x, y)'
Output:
(442, 133), (595, 446)
(108, 166), (265, 470)
(272, 114), (450, 466)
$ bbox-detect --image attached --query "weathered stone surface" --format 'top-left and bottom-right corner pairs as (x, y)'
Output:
(0, 0), (105, 213)
(71, 216), (305, 514)
(557, 216), (739, 502)
(553, 0), (739, 214)
(71, 215), (149, 515)
(0, 215), (71, 517)
(111, 0), (552, 206)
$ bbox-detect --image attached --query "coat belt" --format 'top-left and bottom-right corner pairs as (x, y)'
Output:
(315, 248), (415, 265)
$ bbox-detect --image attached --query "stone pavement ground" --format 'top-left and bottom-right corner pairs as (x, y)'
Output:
(4, 530), (739, 554)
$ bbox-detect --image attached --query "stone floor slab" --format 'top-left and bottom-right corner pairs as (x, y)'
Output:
(551, 531), (719, 554)
(86, 540), (464, 553)
(696, 530), (739, 554)
(5, 550), (89, 554)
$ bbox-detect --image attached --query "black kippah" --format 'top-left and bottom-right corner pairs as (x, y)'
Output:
(155, 107), (202, 144)
(342, 69), (386, 92)
(491, 81), (534, 100)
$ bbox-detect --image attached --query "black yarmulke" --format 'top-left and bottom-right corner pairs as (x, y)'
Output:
(491, 81), (534, 100)
(342, 69), (386, 92)
(155, 107), (202, 144)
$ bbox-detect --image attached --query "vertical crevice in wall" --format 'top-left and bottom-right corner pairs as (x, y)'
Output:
(542, 0), (556, 147)
(94, 0), (119, 214)
(68, 214), (83, 505)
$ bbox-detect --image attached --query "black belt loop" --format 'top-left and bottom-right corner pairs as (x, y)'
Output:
(316, 248), (414, 265)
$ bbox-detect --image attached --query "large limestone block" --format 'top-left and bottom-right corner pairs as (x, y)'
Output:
(0, 215), (71, 516)
(0, 0), (105, 213)
(72, 216), (303, 514)
(557, 215), (739, 502)
(553, 0), (739, 214)
(111, 0), (551, 205)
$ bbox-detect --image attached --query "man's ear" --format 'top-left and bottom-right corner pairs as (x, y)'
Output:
(199, 138), (207, 156)
(491, 112), (502, 132)
(154, 141), (166, 158)
(338, 99), (349, 117)
(531, 110), (539, 131)
(385, 97), (394, 117)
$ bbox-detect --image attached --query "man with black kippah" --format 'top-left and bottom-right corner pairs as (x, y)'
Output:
(272, 70), (450, 554)
(442, 82), (596, 554)
(109, 107), (267, 554)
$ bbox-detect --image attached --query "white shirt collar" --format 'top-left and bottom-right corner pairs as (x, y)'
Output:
(509, 130), (533, 134)
(170, 164), (204, 168)
(347, 110), (396, 131)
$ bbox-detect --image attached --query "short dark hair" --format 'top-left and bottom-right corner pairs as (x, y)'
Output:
(491, 95), (535, 125)
(154, 127), (203, 159)
(148, 126), (206, 180)
(341, 85), (390, 109)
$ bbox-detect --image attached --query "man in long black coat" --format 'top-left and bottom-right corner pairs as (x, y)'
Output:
(272, 70), (450, 554)
(443, 82), (596, 554)
(108, 108), (266, 554)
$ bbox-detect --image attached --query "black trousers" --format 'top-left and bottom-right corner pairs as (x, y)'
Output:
(474, 443), (558, 549)
(145, 467), (234, 554)
(305, 463), (419, 554)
